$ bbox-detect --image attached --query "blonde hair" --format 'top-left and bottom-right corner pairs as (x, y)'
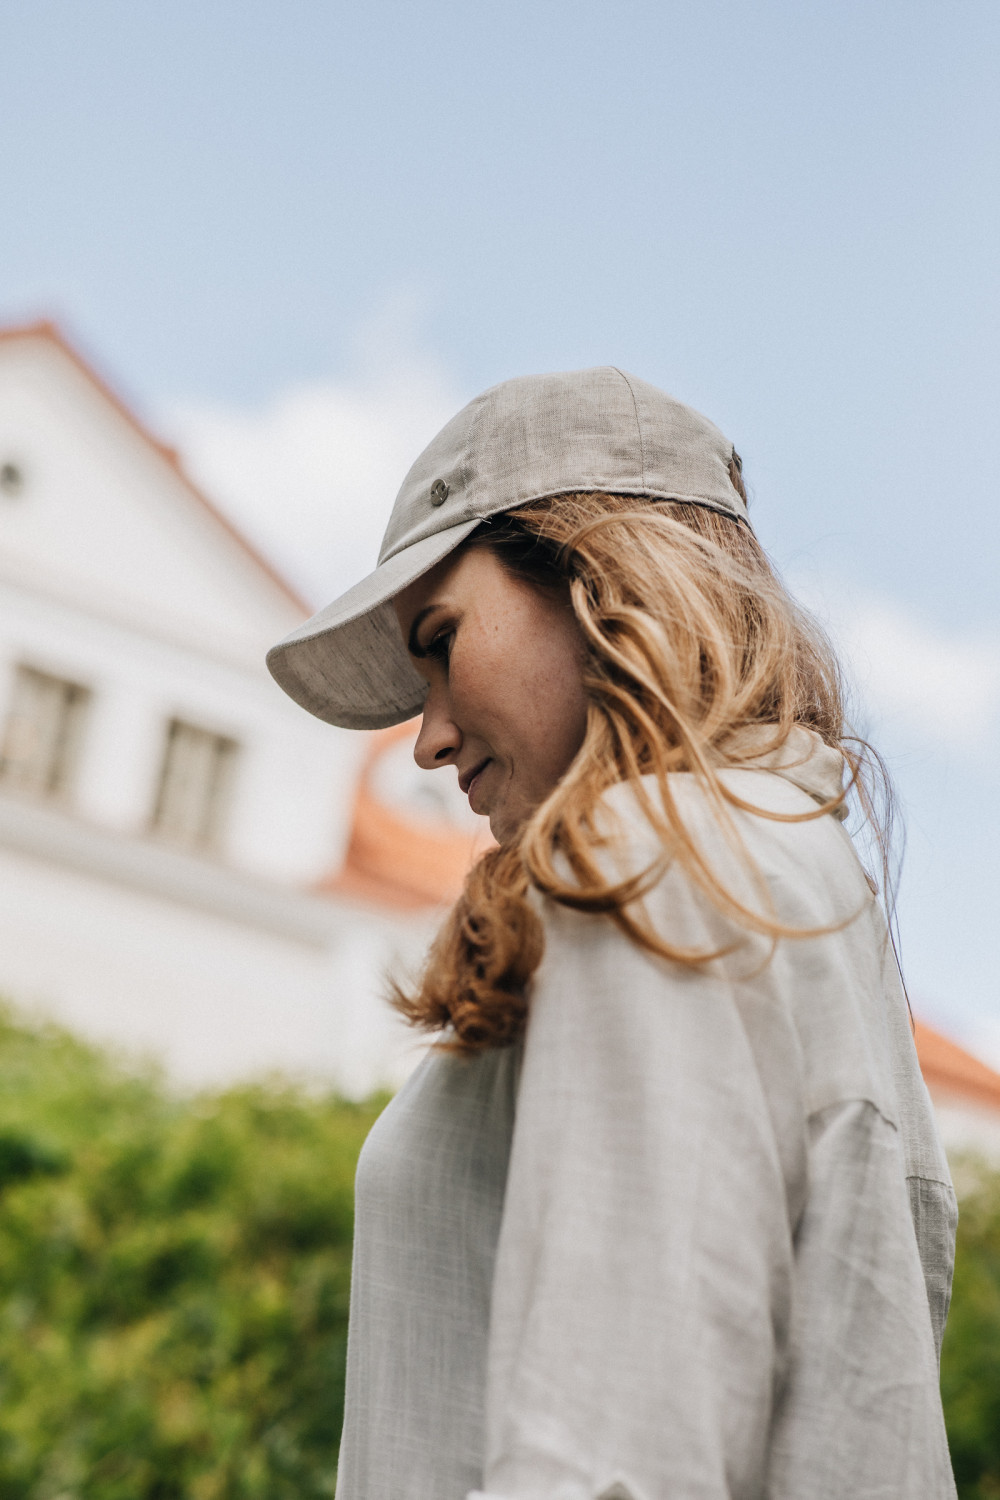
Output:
(394, 487), (895, 1054)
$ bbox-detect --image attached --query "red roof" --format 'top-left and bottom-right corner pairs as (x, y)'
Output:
(321, 722), (496, 911)
(914, 1019), (1000, 1115)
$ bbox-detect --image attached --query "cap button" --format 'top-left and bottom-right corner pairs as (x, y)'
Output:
(429, 478), (450, 507)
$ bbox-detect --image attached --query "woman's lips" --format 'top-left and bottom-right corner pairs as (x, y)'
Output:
(463, 759), (491, 812)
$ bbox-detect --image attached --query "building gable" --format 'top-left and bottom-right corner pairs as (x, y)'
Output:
(0, 324), (307, 665)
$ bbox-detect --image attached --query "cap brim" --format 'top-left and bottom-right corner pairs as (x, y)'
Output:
(266, 517), (481, 730)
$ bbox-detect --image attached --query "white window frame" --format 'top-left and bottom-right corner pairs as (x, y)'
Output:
(150, 717), (239, 852)
(0, 663), (91, 799)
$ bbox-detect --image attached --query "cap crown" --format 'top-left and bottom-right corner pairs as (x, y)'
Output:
(267, 365), (748, 730)
(378, 366), (745, 564)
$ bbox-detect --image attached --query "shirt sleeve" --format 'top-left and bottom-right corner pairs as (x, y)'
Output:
(765, 1098), (955, 1498)
(469, 892), (802, 1500)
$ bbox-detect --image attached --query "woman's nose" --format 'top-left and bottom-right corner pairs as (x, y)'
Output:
(413, 691), (462, 770)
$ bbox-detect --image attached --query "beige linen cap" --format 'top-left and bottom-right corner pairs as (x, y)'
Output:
(267, 366), (748, 730)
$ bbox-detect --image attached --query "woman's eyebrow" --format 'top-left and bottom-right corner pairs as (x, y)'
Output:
(407, 605), (440, 659)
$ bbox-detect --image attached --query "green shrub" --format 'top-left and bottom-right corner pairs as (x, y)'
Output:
(0, 1003), (385, 1499)
(2, 1002), (1000, 1497)
(941, 1158), (1000, 1499)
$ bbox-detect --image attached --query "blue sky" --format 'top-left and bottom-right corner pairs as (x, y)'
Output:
(3, 1), (999, 1056)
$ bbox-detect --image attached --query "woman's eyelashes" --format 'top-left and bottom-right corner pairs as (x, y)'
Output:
(424, 627), (455, 666)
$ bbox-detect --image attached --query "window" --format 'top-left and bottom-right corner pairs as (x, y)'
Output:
(151, 718), (239, 850)
(0, 665), (90, 798)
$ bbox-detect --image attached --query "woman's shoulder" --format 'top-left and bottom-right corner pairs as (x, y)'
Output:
(607, 724), (846, 822)
(539, 737), (904, 1128)
(594, 729), (866, 905)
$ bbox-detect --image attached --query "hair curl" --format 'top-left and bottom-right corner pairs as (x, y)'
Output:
(394, 485), (896, 1054)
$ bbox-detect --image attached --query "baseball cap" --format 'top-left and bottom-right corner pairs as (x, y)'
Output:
(266, 366), (748, 730)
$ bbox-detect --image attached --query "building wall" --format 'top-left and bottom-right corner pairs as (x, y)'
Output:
(931, 1095), (1000, 1164)
(0, 824), (431, 1095)
(0, 574), (364, 885)
(0, 330), (364, 885)
(0, 327), (433, 1096)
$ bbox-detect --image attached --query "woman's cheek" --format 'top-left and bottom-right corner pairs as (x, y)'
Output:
(452, 635), (495, 712)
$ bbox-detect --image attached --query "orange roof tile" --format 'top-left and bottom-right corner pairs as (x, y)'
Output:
(914, 1019), (1000, 1114)
(320, 723), (495, 911)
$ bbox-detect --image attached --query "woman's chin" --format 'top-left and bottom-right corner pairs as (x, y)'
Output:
(488, 795), (534, 848)
(488, 812), (511, 846)
(487, 804), (518, 847)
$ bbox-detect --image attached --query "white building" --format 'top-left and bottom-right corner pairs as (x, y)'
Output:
(0, 321), (485, 1096)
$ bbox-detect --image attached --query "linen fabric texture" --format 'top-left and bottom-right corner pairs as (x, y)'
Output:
(336, 733), (957, 1500)
(266, 367), (746, 731)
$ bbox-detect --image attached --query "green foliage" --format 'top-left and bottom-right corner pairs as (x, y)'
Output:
(0, 1003), (385, 1499)
(941, 1159), (1000, 1500)
(3, 1003), (1000, 1498)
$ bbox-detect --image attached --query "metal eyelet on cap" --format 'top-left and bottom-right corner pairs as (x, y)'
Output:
(429, 478), (450, 506)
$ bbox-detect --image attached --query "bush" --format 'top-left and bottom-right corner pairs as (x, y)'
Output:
(941, 1159), (1000, 1499)
(0, 1003), (385, 1499)
(2, 1002), (1000, 1497)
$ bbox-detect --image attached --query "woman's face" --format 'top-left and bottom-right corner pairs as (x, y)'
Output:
(394, 545), (589, 845)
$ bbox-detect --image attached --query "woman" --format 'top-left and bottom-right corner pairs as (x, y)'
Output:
(268, 368), (957, 1499)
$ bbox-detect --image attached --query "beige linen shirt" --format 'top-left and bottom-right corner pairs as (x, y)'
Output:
(336, 732), (957, 1500)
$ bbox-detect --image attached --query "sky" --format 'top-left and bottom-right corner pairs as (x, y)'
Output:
(3, 1), (999, 1058)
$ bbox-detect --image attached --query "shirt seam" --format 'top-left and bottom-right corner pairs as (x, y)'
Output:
(906, 1172), (956, 1190)
(806, 1094), (897, 1131)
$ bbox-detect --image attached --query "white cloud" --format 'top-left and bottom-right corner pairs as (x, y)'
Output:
(162, 301), (465, 608)
(797, 581), (1000, 753)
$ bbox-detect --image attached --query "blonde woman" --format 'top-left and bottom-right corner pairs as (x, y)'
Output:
(269, 369), (957, 1500)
